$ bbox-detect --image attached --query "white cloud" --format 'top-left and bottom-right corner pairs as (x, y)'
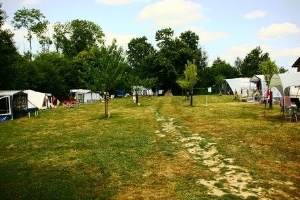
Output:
(200, 31), (228, 42)
(244, 10), (267, 19)
(222, 44), (256, 65)
(260, 45), (300, 69)
(3, 22), (57, 53)
(221, 44), (300, 70)
(188, 26), (228, 42)
(95, 0), (150, 5)
(104, 30), (136, 50)
(269, 47), (300, 58)
(138, 0), (203, 28)
(20, 0), (41, 6)
(258, 22), (300, 39)
(3, 23), (27, 44)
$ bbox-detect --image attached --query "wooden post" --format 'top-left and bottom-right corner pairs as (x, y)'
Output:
(105, 92), (109, 117)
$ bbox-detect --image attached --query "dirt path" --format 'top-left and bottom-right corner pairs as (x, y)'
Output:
(152, 107), (299, 199)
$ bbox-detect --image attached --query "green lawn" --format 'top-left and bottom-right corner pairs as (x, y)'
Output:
(0, 95), (299, 199)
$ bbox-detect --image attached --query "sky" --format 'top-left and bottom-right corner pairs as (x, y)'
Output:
(2, 0), (300, 71)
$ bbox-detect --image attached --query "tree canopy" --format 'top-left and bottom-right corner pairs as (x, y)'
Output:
(239, 46), (270, 77)
(12, 7), (49, 60)
(53, 19), (105, 57)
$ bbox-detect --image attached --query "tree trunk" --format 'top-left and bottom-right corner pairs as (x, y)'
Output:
(29, 32), (32, 61)
(190, 90), (193, 106)
(104, 92), (109, 117)
(136, 92), (139, 105)
(269, 91), (273, 109)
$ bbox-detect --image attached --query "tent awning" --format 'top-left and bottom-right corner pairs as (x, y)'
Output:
(225, 78), (253, 95)
(269, 73), (300, 96)
(291, 57), (300, 69)
(250, 75), (264, 83)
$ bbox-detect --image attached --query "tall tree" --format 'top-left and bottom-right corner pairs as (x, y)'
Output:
(215, 75), (225, 94)
(155, 27), (174, 49)
(234, 57), (243, 76)
(179, 30), (199, 50)
(259, 59), (278, 87)
(12, 8), (48, 60)
(53, 20), (104, 57)
(0, 4), (22, 89)
(154, 28), (196, 94)
(210, 57), (238, 79)
(126, 36), (155, 77)
(32, 52), (70, 99)
(240, 46), (269, 77)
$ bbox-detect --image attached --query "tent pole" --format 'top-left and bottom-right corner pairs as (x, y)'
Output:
(264, 98), (266, 117)
(281, 96), (285, 127)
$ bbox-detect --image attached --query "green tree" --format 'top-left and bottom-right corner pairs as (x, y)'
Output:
(0, 3), (22, 89)
(259, 59), (279, 108)
(215, 75), (225, 94)
(179, 30), (199, 50)
(177, 60), (198, 106)
(155, 27), (174, 49)
(12, 8), (49, 60)
(234, 57), (243, 76)
(85, 40), (127, 117)
(126, 36), (156, 77)
(259, 59), (278, 86)
(210, 57), (238, 78)
(240, 46), (269, 77)
(53, 20), (104, 57)
(154, 28), (199, 94)
(32, 52), (71, 99)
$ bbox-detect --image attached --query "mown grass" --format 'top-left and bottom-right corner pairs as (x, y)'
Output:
(0, 95), (299, 199)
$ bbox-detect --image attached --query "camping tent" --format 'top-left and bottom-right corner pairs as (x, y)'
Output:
(0, 90), (28, 121)
(225, 78), (255, 95)
(269, 72), (300, 123)
(250, 75), (281, 101)
(269, 73), (300, 96)
(83, 92), (102, 102)
(24, 90), (52, 110)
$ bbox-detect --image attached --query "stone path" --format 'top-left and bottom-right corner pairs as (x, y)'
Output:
(152, 108), (299, 199)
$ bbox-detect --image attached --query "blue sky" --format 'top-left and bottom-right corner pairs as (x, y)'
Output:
(2, 0), (300, 71)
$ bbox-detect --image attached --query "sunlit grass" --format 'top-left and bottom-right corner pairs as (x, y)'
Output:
(0, 95), (299, 199)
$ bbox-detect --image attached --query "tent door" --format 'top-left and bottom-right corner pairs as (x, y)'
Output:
(0, 96), (11, 116)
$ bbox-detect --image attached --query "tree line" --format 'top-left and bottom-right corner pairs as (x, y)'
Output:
(0, 5), (287, 101)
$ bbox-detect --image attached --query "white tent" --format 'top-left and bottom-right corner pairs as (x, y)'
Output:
(83, 92), (102, 103)
(24, 90), (51, 110)
(270, 72), (300, 123)
(290, 86), (300, 98)
(269, 73), (300, 96)
(225, 78), (255, 95)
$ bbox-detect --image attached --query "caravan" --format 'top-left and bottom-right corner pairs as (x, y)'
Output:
(0, 90), (28, 121)
(70, 89), (103, 103)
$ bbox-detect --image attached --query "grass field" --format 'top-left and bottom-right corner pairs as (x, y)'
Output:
(0, 95), (299, 199)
